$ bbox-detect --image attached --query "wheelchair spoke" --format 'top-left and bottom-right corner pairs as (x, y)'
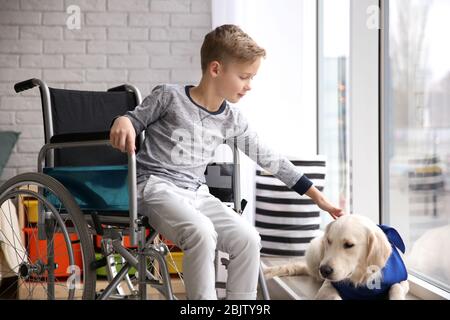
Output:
(0, 242), (27, 274)
(7, 200), (19, 265)
(154, 235), (185, 286)
(0, 206), (28, 257)
(0, 229), (27, 260)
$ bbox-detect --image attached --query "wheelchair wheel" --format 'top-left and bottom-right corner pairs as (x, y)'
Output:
(0, 173), (96, 299)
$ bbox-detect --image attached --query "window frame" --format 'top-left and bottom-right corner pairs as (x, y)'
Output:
(348, 0), (381, 223)
(317, 0), (352, 223)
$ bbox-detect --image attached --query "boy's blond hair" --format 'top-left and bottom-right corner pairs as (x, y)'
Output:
(200, 24), (266, 74)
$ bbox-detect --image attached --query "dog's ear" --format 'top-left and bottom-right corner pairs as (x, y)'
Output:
(317, 236), (325, 260)
(367, 228), (392, 268)
(323, 220), (335, 237)
(320, 221), (335, 257)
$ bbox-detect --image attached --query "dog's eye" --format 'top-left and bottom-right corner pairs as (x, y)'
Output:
(327, 239), (332, 245)
(344, 242), (354, 249)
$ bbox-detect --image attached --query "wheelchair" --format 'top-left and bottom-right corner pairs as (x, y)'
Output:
(0, 78), (270, 300)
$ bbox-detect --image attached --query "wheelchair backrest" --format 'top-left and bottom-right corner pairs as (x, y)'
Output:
(47, 88), (138, 167)
(204, 162), (234, 202)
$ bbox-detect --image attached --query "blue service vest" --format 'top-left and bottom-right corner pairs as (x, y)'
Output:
(331, 225), (408, 300)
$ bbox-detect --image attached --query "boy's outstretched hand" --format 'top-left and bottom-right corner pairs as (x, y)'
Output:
(305, 185), (345, 220)
(316, 198), (344, 220)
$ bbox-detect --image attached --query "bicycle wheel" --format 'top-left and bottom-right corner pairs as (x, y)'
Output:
(0, 172), (96, 299)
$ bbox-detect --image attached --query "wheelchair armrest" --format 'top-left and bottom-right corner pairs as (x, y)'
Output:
(50, 131), (142, 153)
(49, 131), (110, 144)
(38, 138), (112, 171)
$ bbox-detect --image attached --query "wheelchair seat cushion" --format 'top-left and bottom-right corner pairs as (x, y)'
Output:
(43, 165), (129, 213)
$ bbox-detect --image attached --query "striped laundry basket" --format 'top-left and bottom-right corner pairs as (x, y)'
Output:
(255, 156), (326, 256)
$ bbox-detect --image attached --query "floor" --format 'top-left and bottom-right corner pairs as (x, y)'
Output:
(1, 275), (186, 300)
(5, 259), (420, 300)
(96, 276), (187, 300)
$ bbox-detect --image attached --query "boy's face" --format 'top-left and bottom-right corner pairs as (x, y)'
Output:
(214, 57), (261, 103)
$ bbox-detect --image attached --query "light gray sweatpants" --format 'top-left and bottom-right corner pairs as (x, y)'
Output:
(137, 174), (262, 300)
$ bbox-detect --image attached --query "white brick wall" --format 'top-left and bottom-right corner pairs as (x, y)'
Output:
(0, 0), (212, 183)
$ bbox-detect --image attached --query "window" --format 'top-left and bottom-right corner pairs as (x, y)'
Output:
(384, 0), (450, 292)
(212, 0), (318, 224)
(318, 0), (351, 226)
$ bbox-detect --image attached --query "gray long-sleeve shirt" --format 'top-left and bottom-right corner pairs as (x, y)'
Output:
(124, 84), (312, 194)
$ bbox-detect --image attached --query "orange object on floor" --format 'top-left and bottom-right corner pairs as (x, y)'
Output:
(23, 227), (83, 278)
(95, 228), (150, 249)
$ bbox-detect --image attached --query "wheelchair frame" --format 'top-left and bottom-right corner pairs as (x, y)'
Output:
(3, 78), (270, 300)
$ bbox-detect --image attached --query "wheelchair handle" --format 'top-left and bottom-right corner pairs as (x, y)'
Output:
(108, 84), (128, 92)
(14, 78), (40, 93)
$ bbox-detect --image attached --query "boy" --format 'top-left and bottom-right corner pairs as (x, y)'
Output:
(110, 24), (343, 300)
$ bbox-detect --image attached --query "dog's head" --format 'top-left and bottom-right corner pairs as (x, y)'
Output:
(318, 215), (392, 285)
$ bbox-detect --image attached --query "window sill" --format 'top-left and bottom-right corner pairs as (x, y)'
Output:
(408, 273), (450, 300)
(261, 256), (321, 300)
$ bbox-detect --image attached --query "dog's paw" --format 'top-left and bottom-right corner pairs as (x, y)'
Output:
(314, 281), (342, 300)
(314, 292), (342, 300)
(263, 266), (283, 279)
(389, 281), (409, 300)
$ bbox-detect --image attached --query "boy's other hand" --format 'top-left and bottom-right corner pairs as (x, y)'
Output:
(317, 200), (344, 220)
(110, 116), (136, 154)
(305, 185), (345, 220)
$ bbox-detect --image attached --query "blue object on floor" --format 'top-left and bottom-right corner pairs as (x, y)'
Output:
(0, 131), (19, 178)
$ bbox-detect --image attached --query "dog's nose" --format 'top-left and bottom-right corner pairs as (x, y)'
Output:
(320, 265), (334, 278)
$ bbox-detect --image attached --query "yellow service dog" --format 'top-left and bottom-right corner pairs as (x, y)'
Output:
(264, 215), (409, 300)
